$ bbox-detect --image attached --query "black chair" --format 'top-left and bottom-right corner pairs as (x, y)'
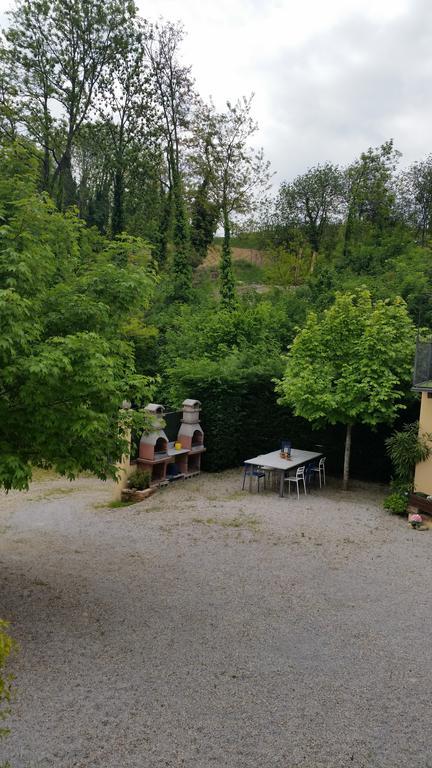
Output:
(242, 464), (266, 491)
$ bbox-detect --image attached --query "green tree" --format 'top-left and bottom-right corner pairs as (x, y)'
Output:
(0, 141), (156, 490)
(277, 289), (415, 489)
(145, 21), (195, 266)
(275, 163), (344, 260)
(385, 422), (432, 487)
(397, 155), (432, 246)
(97, 19), (155, 237)
(342, 141), (401, 272)
(170, 156), (193, 301)
(195, 97), (271, 307)
(4, 0), (134, 208)
(186, 102), (220, 265)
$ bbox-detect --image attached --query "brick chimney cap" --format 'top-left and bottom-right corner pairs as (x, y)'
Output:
(145, 403), (165, 414)
(182, 399), (201, 408)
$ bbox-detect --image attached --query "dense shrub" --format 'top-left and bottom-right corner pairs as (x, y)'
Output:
(383, 492), (408, 516)
(128, 469), (151, 490)
(162, 357), (413, 481)
(385, 421), (432, 486)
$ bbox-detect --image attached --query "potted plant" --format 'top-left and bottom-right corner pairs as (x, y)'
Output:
(384, 422), (432, 518)
(122, 469), (155, 502)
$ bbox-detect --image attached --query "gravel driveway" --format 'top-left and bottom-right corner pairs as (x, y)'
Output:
(0, 470), (431, 768)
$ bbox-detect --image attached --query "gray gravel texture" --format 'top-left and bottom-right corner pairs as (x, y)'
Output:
(0, 470), (431, 768)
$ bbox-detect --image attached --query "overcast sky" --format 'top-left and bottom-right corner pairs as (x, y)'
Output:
(1, 0), (431, 186)
(137, 0), (431, 185)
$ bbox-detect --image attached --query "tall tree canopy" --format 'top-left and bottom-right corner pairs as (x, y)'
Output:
(0, 141), (156, 490)
(275, 162), (344, 256)
(4, 0), (136, 208)
(277, 290), (415, 489)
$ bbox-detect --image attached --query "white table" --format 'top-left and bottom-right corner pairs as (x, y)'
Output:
(245, 448), (323, 497)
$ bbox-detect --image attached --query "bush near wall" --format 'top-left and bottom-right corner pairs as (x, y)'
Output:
(166, 363), (418, 482)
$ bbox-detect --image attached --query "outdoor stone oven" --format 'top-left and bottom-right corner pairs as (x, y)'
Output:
(135, 399), (205, 486)
(178, 399), (204, 450)
(139, 404), (169, 461)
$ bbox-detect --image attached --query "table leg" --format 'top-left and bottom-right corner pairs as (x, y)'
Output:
(248, 465), (253, 493)
(279, 470), (284, 497)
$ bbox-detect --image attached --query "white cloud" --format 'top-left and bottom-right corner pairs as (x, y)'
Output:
(0, 0), (429, 187)
(136, 0), (430, 184)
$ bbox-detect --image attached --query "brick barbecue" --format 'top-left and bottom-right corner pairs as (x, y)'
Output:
(136, 399), (205, 486)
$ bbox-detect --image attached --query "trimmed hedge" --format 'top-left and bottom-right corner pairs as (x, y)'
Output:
(170, 370), (417, 482)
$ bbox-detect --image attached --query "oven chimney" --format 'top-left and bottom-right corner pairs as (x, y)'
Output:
(177, 399), (204, 450)
(139, 403), (169, 461)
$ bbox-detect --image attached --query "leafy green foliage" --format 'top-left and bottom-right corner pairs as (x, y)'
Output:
(233, 259), (265, 284)
(275, 162), (344, 254)
(383, 492), (408, 516)
(277, 289), (415, 486)
(264, 244), (312, 287)
(1, 2), (429, 493)
(279, 290), (414, 428)
(190, 177), (219, 267)
(385, 422), (432, 485)
(0, 141), (156, 490)
(128, 469), (151, 490)
(219, 236), (237, 308)
(171, 163), (193, 302)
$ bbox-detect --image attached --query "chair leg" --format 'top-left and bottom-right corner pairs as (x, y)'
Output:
(322, 466), (326, 486)
(296, 482), (299, 500)
(303, 477), (307, 495)
(242, 471), (246, 490)
(318, 470), (322, 488)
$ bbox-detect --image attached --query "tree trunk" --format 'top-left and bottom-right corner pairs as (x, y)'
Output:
(42, 144), (50, 193)
(171, 156), (192, 302)
(51, 148), (75, 210)
(111, 167), (125, 237)
(156, 187), (172, 266)
(41, 98), (51, 193)
(342, 423), (352, 490)
(310, 250), (317, 274)
(343, 210), (354, 260)
(220, 204), (236, 308)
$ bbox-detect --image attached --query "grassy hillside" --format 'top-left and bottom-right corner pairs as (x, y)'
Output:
(197, 245), (267, 288)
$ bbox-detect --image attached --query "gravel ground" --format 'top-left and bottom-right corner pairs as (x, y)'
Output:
(0, 470), (431, 768)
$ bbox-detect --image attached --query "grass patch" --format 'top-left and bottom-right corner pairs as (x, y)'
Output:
(233, 259), (265, 284)
(213, 233), (264, 249)
(31, 467), (94, 483)
(32, 578), (49, 587)
(224, 490), (245, 501)
(192, 514), (260, 532)
(30, 467), (61, 483)
(31, 487), (77, 501)
(108, 500), (136, 509)
(94, 499), (135, 509)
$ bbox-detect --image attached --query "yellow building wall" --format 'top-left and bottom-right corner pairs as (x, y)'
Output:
(112, 429), (135, 500)
(414, 393), (432, 495)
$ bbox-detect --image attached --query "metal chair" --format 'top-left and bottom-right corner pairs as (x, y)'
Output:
(261, 465), (277, 490)
(303, 463), (316, 489)
(242, 464), (266, 491)
(284, 465), (307, 499)
(312, 457), (326, 488)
